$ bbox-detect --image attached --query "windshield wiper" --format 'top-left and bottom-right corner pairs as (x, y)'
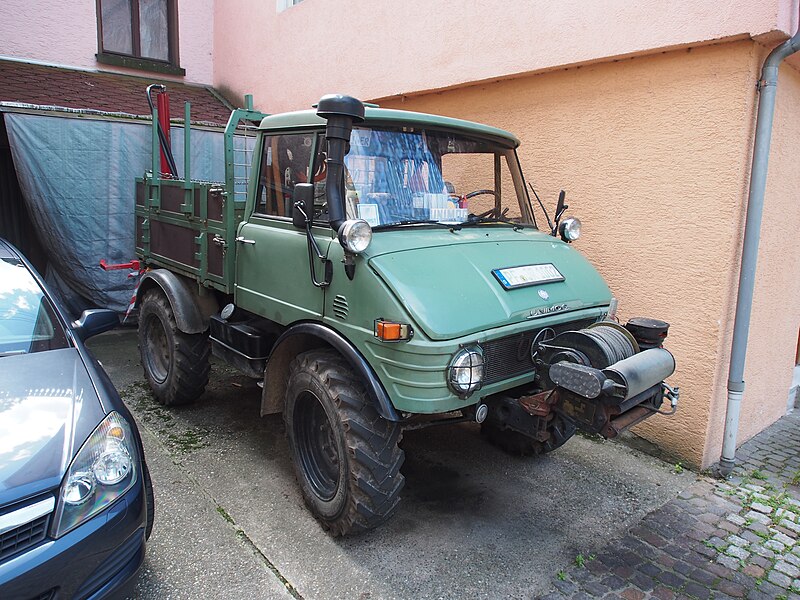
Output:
(460, 215), (527, 231)
(373, 220), (458, 231)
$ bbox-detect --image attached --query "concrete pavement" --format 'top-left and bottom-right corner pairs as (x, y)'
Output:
(87, 328), (693, 599)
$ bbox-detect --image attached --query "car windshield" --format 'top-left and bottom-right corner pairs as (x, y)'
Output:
(0, 257), (69, 356)
(342, 127), (534, 228)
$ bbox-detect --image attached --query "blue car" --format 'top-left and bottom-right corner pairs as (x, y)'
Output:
(0, 238), (152, 599)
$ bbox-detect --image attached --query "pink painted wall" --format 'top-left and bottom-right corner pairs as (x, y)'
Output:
(213, 0), (797, 113)
(0, 0), (214, 84)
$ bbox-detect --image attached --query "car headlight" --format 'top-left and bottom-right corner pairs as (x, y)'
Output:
(338, 219), (372, 253)
(447, 346), (484, 397)
(51, 412), (138, 538)
(558, 217), (581, 242)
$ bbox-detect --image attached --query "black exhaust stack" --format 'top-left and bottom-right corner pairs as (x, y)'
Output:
(316, 95), (365, 233)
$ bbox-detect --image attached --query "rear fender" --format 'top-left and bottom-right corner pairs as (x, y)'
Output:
(136, 270), (218, 334)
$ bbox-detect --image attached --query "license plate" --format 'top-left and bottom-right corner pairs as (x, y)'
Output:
(492, 263), (564, 290)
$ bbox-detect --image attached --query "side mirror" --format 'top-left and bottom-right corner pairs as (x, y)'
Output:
(292, 183), (314, 229)
(552, 189), (568, 235)
(72, 309), (119, 341)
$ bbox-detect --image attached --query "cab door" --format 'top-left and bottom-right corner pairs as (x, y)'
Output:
(234, 132), (332, 324)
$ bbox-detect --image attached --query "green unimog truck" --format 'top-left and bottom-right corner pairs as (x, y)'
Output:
(132, 91), (679, 535)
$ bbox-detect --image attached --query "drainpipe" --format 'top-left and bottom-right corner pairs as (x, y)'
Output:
(719, 21), (800, 477)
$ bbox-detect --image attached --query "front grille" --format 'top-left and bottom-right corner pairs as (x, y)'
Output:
(482, 318), (594, 385)
(0, 513), (50, 563)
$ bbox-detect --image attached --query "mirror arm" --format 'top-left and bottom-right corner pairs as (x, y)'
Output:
(296, 201), (332, 288)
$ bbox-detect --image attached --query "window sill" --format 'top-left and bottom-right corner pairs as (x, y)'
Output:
(96, 53), (185, 76)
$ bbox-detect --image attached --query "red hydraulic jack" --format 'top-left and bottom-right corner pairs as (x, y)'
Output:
(146, 84), (177, 178)
(156, 90), (172, 176)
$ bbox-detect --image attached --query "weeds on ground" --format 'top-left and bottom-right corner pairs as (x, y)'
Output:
(216, 505), (235, 524)
(791, 470), (800, 487)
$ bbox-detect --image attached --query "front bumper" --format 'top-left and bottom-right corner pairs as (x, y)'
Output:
(550, 347), (679, 438)
(0, 474), (147, 600)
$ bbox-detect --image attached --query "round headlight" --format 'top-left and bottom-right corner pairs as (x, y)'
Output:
(559, 217), (581, 242)
(447, 346), (484, 397)
(338, 219), (372, 253)
(63, 472), (95, 505)
(93, 443), (132, 485)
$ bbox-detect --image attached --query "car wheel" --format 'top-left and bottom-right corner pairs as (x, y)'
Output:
(138, 289), (210, 405)
(284, 349), (404, 536)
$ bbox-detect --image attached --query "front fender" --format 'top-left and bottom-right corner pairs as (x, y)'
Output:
(262, 322), (401, 422)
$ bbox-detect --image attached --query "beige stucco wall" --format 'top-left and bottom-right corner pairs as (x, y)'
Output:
(0, 0), (214, 83)
(702, 59), (800, 466)
(212, 0), (797, 113)
(378, 41), (783, 468)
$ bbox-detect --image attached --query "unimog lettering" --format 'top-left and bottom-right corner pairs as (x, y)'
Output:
(131, 89), (680, 535)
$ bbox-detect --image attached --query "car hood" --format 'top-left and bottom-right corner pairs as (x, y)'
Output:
(0, 348), (105, 507)
(366, 228), (611, 340)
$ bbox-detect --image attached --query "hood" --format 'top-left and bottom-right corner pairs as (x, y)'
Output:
(367, 228), (611, 340)
(0, 348), (105, 507)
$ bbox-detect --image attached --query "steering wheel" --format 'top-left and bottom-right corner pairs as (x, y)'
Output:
(464, 189), (499, 200)
(460, 190), (507, 219)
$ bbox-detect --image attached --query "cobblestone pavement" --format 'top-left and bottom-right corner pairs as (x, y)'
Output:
(542, 411), (800, 600)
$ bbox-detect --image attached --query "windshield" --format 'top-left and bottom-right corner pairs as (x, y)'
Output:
(343, 127), (534, 228)
(0, 257), (69, 357)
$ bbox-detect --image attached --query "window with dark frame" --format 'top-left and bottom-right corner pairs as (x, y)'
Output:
(96, 0), (183, 75)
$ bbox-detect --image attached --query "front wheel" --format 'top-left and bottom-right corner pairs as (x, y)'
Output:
(284, 349), (405, 536)
(138, 289), (210, 405)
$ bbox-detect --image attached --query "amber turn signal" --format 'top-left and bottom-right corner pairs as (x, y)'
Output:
(374, 319), (413, 342)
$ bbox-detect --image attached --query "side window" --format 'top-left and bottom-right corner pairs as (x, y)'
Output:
(254, 134), (316, 217)
(276, 0), (303, 11)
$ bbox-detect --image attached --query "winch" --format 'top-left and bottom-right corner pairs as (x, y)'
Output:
(535, 320), (679, 438)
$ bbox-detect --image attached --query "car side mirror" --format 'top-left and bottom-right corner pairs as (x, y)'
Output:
(72, 309), (119, 341)
(292, 183), (314, 229)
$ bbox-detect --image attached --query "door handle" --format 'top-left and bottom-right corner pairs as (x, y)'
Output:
(235, 236), (256, 245)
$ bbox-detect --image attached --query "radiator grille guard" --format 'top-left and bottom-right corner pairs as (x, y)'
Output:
(482, 318), (595, 385)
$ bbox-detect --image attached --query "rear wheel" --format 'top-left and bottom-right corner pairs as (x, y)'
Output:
(481, 413), (576, 457)
(138, 289), (210, 405)
(284, 349), (404, 536)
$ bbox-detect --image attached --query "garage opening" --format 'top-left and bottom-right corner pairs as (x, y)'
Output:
(0, 114), (46, 273)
